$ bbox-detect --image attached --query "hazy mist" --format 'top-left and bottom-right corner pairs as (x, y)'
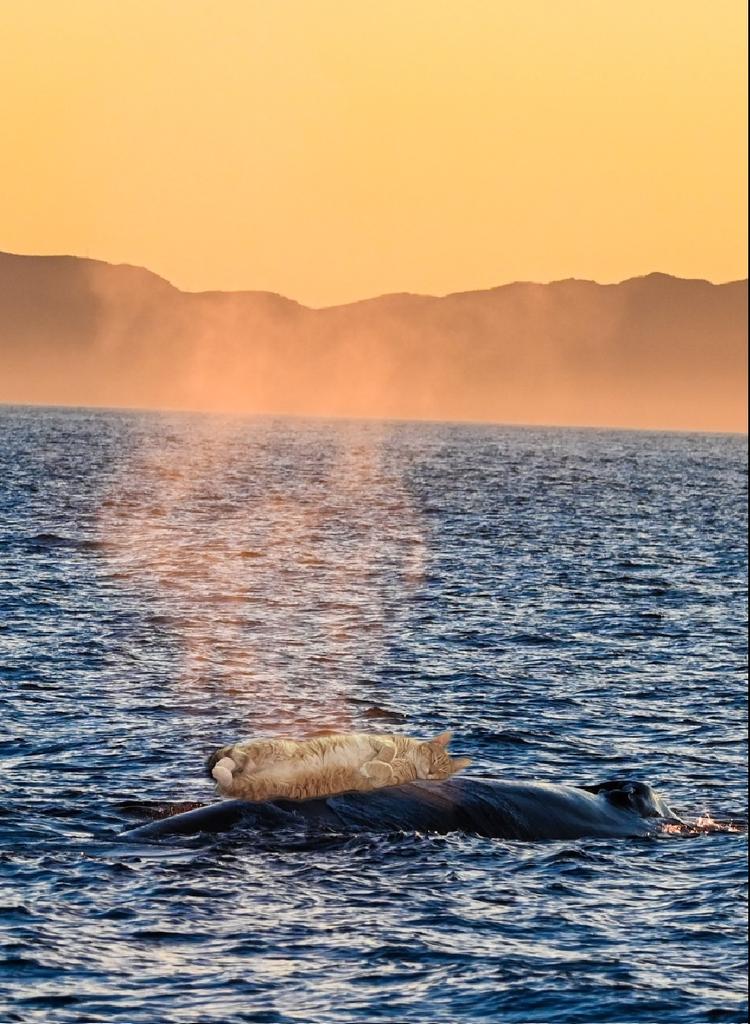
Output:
(1, 252), (746, 432)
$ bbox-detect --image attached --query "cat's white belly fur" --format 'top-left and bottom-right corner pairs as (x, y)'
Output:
(256, 735), (380, 782)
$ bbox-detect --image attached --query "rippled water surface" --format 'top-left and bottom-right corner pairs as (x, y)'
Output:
(1, 405), (747, 1024)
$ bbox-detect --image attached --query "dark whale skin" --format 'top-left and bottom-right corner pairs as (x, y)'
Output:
(118, 777), (672, 842)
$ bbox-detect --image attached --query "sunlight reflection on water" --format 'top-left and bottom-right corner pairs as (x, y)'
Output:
(0, 406), (746, 1024)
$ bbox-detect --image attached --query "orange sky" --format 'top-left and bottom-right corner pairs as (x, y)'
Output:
(1, 0), (747, 307)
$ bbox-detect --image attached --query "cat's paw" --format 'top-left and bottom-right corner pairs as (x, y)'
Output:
(212, 756), (237, 790)
(360, 760), (394, 786)
(376, 741), (396, 764)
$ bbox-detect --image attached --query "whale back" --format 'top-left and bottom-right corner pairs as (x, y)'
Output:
(119, 776), (667, 842)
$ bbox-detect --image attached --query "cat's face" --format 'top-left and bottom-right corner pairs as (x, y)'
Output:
(418, 733), (472, 779)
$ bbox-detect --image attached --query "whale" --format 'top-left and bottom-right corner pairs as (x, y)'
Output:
(118, 776), (686, 843)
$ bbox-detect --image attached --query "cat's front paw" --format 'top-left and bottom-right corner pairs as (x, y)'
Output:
(360, 760), (394, 786)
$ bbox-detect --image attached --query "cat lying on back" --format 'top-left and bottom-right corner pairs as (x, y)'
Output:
(206, 730), (471, 803)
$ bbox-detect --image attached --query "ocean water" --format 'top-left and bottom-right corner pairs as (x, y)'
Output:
(0, 404), (746, 1024)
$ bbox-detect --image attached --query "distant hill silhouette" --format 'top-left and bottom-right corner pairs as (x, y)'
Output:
(0, 251), (746, 430)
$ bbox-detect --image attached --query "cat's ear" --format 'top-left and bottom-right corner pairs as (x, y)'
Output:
(451, 756), (472, 771)
(432, 730), (453, 748)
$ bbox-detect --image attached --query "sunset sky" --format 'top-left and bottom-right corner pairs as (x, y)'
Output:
(1, 0), (747, 307)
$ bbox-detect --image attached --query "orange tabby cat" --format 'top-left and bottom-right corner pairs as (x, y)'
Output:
(206, 730), (471, 802)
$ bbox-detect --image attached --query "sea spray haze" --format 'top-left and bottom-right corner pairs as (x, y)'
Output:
(0, 405), (747, 1024)
(0, 252), (747, 431)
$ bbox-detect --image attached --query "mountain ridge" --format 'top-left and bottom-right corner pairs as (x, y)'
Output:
(1, 250), (745, 308)
(1, 251), (746, 431)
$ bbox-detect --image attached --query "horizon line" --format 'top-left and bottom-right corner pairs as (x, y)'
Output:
(1, 248), (747, 312)
(1, 398), (747, 439)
